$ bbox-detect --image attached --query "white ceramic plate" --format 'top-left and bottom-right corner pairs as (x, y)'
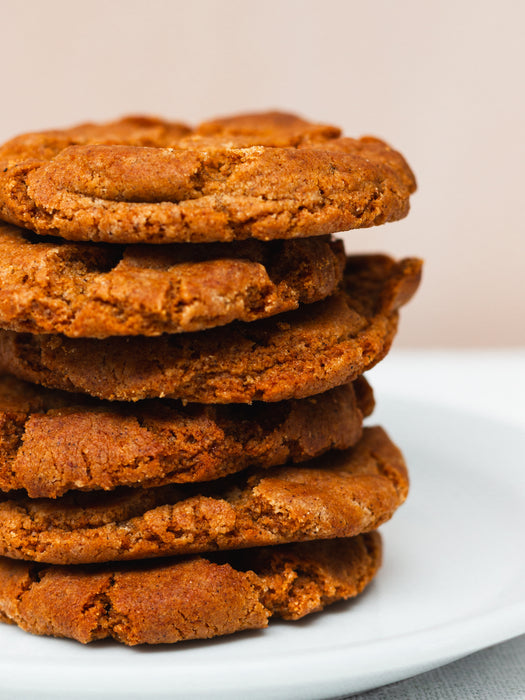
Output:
(1, 397), (524, 700)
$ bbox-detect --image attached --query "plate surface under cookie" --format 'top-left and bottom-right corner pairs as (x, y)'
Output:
(0, 389), (524, 699)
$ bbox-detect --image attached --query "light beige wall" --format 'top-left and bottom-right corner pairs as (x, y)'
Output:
(1, 0), (523, 347)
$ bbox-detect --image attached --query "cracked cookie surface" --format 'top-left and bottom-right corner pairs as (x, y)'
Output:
(0, 112), (416, 244)
(0, 427), (406, 564)
(0, 532), (381, 645)
(0, 374), (373, 498)
(0, 255), (422, 402)
(0, 223), (344, 337)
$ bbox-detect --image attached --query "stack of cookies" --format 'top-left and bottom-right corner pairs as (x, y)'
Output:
(0, 112), (421, 645)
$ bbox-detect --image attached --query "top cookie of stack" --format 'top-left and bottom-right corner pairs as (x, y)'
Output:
(0, 111), (415, 245)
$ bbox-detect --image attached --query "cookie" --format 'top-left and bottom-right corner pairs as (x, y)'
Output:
(0, 112), (416, 244)
(0, 374), (373, 498)
(0, 255), (422, 402)
(0, 223), (345, 337)
(0, 426), (406, 564)
(0, 532), (381, 645)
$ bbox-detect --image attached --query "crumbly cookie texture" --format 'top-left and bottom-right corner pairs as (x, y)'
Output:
(0, 255), (422, 402)
(0, 374), (373, 498)
(0, 112), (416, 244)
(0, 427), (406, 564)
(0, 223), (345, 337)
(0, 533), (381, 645)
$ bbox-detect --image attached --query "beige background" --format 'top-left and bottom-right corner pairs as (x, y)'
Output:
(1, 0), (523, 347)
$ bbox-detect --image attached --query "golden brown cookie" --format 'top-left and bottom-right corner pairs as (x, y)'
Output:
(0, 374), (373, 498)
(0, 532), (381, 645)
(0, 427), (406, 564)
(0, 112), (416, 244)
(0, 255), (422, 402)
(0, 223), (345, 337)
